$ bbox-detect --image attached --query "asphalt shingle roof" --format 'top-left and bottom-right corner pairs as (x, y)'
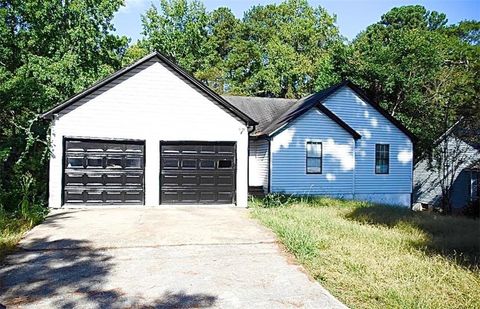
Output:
(223, 82), (362, 140)
(223, 96), (296, 135)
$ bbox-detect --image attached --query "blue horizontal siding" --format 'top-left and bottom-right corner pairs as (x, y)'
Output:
(271, 108), (355, 195)
(323, 87), (413, 194)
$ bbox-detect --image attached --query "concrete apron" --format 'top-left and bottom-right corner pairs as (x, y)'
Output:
(0, 207), (346, 308)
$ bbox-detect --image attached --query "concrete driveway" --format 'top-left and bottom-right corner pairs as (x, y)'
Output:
(0, 207), (345, 308)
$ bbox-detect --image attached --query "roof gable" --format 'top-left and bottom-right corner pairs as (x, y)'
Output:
(40, 52), (257, 126)
(258, 81), (415, 142)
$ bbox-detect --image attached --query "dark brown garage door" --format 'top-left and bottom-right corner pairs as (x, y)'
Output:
(160, 142), (236, 204)
(63, 139), (145, 205)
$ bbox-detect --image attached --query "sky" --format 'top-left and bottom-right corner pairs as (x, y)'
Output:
(113, 0), (480, 43)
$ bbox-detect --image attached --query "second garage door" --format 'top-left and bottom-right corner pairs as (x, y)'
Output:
(160, 142), (236, 204)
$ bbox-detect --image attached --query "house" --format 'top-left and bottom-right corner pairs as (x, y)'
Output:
(41, 52), (415, 208)
(413, 120), (480, 212)
(41, 52), (257, 207)
(228, 82), (415, 207)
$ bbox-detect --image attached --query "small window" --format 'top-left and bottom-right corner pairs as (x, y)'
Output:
(375, 144), (390, 174)
(218, 159), (233, 169)
(163, 158), (179, 169)
(106, 157), (123, 169)
(182, 159), (196, 169)
(86, 157), (103, 168)
(200, 160), (215, 169)
(126, 157), (142, 168)
(67, 157), (83, 168)
(306, 142), (322, 174)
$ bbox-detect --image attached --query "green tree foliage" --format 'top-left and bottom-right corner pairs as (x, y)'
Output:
(0, 0), (128, 210)
(335, 5), (479, 154)
(140, 0), (343, 97)
(226, 0), (342, 98)
(140, 0), (213, 74)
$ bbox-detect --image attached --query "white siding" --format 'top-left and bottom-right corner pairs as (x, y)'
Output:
(323, 87), (413, 206)
(49, 59), (248, 207)
(270, 108), (355, 195)
(248, 139), (269, 191)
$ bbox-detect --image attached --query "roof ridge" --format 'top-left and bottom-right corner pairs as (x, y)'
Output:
(222, 95), (297, 101)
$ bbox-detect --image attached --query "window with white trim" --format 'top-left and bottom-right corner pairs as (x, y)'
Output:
(375, 144), (389, 174)
(306, 142), (322, 174)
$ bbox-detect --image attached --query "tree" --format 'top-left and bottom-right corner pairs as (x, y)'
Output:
(140, 0), (343, 98)
(0, 0), (128, 210)
(140, 0), (213, 75)
(226, 0), (342, 98)
(337, 5), (479, 156)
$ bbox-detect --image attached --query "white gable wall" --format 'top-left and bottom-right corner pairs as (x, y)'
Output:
(49, 59), (248, 207)
(270, 108), (356, 196)
(323, 87), (413, 206)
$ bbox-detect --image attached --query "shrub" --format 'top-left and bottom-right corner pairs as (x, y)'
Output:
(18, 173), (47, 226)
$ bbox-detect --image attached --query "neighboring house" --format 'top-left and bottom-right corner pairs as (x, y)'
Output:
(41, 52), (415, 208)
(414, 121), (480, 212)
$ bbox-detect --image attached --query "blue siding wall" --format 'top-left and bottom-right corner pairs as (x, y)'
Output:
(323, 87), (413, 195)
(451, 170), (472, 209)
(270, 108), (355, 195)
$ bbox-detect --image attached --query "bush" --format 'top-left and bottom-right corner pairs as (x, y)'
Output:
(17, 173), (47, 225)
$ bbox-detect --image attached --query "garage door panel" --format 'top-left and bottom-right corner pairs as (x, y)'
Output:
(85, 174), (104, 185)
(160, 142), (236, 204)
(218, 175), (234, 186)
(199, 175), (215, 186)
(65, 174), (84, 186)
(64, 191), (84, 203)
(217, 192), (234, 202)
(63, 139), (145, 205)
(125, 174), (143, 185)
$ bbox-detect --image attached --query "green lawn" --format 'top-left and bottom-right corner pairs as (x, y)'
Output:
(250, 196), (480, 309)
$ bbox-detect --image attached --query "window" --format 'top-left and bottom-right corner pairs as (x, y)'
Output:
(163, 158), (179, 169)
(126, 157), (142, 168)
(306, 142), (322, 174)
(182, 159), (196, 169)
(106, 157), (122, 169)
(86, 157), (103, 168)
(200, 160), (215, 169)
(67, 157), (83, 168)
(375, 144), (390, 174)
(218, 159), (232, 169)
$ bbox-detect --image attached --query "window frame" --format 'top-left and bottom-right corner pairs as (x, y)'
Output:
(306, 141), (323, 174)
(375, 144), (390, 175)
